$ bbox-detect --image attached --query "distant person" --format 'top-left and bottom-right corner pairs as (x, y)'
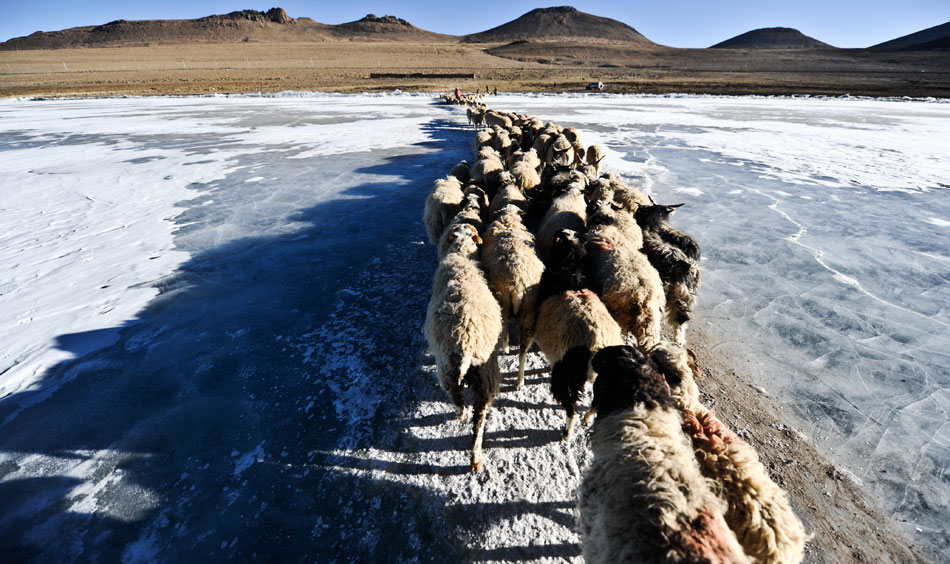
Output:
(493, 87), (497, 96)
(455, 87), (461, 101)
(486, 85), (489, 93)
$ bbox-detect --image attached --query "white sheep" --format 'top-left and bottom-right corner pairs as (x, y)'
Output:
(535, 180), (587, 262)
(481, 204), (545, 388)
(423, 175), (465, 246)
(488, 173), (529, 219)
(438, 185), (489, 256)
(545, 134), (575, 169)
(470, 149), (505, 195)
(424, 223), (504, 472)
(585, 201), (666, 351)
(586, 144), (606, 175)
(508, 148), (543, 196)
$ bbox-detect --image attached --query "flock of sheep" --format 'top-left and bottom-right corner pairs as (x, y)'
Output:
(425, 94), (807, 564)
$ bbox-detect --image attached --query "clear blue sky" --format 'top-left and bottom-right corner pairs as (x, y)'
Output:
(2, 1), (948, 47)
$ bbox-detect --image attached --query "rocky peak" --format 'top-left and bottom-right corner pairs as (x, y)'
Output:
(358, 14), (412, 27)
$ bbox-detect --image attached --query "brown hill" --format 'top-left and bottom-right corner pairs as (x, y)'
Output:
(331, 14), (454, 41)
(462, 6), (655, 45)
(870, 21), (950, 50)
(711, 27), (834, 49)
(0, 8), (451, 49)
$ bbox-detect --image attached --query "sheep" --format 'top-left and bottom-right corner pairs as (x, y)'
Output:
(491, 128), (514, 163)
(579, 344), (751, 564)
(481, 204), (545, 388)
(584, 199), (666, 351)
(473, 129), (494, 156)
(636, 203), (702, 345)
(638, 200), (701, 262)
(598, 172), (651, 211)
(535, 187), (587, 260)
(438, 185), (489, 256)
(424, 223), (504, 472)
(531, 133), (552, 162)
(449, 160), (471, 184)
(586, 191), (643, 251)
(470, 149), (505, 196)
(466, 106), (486, 129)
(586, 144), (606, 175)
(485, 110), (513, 130)
(651, 342), (808, 564)
(534, 229), (623, 440)
(545, 134), (575, 169)
(489, 173), (529, 219)
(509, 148), (542, 195)
(423, 175), (465, 246)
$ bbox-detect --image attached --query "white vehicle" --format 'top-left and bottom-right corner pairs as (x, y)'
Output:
(586, 81), (604, 91)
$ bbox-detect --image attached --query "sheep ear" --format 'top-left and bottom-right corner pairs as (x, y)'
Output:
(668, 203), (685, 209)
(473, 232), (483, 245)
(609, 201), (623, 212)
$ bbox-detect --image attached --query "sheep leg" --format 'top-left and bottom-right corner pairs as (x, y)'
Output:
(501, 317), (510, 355)
(551, 347), (591, 441)
(449, 382), (467, 421)
(470, 377), (493, 473)
(517, 333), (533, 391)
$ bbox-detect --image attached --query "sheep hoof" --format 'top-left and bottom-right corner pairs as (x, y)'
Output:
(458, 408), (468, 421)
(503, 345), (510, 354)
(471, 459), (483, 472)
(561, 427), (574, 442)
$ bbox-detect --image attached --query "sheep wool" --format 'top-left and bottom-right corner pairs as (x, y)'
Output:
(585, 220), (665, 351)
(653, 344), (807, 564)
(481, 205), (545, 388)
(424, 224), (504, 472)
(580, 346), (751, 564)
(423, 175), (465, 246)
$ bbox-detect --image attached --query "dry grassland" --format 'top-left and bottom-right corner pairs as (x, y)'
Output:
(3, 41), (948, 98)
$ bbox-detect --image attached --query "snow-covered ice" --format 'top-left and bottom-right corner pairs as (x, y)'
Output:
(0, 93), (948, 561)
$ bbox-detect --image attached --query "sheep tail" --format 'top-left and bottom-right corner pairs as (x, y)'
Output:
(458, 354), (473, 387)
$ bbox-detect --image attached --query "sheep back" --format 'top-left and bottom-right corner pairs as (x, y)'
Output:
(579, 405), (750, 564)
(535, 289), (622, 364)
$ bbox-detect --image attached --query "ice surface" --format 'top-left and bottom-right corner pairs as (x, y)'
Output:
(1, 93), (948, 561)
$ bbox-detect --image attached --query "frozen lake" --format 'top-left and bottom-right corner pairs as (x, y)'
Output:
(0, 93), (947, 561)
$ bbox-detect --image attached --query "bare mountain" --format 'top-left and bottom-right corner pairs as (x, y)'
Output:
(870, 21), (950, 51)
(711, 27), (834, 49)
(0, 8), (450, 49)
(331, 14), (454, 41)
(462, 6), (655, 45)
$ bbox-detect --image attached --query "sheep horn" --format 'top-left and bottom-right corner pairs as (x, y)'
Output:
(648, 194), (658, 205)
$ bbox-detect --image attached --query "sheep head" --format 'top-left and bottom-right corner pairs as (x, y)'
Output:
(590, 345), (676, 419)
(447, 223), (482, 248)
